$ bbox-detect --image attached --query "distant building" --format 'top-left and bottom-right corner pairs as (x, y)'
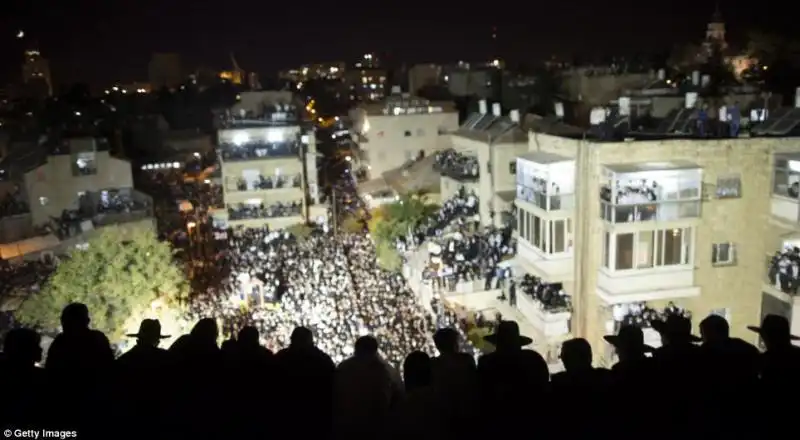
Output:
(279, 62), (346, 83)
(0, 137), (152, 245)
(213, 91), (323, 230)
(344, 68), (387, 102)
(21, 49), (52, 97)
(148, 53), (183, 91)
(350, 93), (458, 182)
(408, 64), (442, 95)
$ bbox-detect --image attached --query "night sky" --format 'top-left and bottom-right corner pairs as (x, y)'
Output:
(1, 0), (800, 86)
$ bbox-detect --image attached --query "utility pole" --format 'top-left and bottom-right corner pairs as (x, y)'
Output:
(331, 185), (339, 235)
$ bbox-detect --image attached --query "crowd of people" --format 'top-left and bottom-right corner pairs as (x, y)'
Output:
(227, 201), (303, 220)
(768, 247), (800, 294)
(186, 227), (470, 368)
(434, 149), (480, 181)
(517, 274), (571, 312)
(3, 299), (800, 439)
(232, 174), (302, 191)
(397, 186), (479, 253)
(611, 301), (691, 329)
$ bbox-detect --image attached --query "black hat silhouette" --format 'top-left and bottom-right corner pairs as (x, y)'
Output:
(484, 320), (533, 346)
(604, 325), (654, 352)
(127, 319), (171, 339)
(650, 314), (701, 343)
(747, 314), (800, 340)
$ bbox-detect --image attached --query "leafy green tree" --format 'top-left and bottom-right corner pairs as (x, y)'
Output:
(374, 191), (439, 245)
(15, 227), (189, 342)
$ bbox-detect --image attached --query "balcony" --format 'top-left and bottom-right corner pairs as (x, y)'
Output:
(771, 154), (800, 223)
(227, 201), (303, 221)
(515, 238), (573, 283)
(517, 186), (575, 212)
(219, 109), (300, 129)
(434, 149), (479, 182)
(515, 151), (575, 214)
(600, 161), (702, 224)
(226, 174), (302, 193)
(515, 274), (571, 339)
(596, 267), (699, 305)
(219, 141), (301, 162)
(765, 250), (800, 302)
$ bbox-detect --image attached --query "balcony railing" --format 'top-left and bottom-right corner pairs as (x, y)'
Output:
(599, 200), (701, 223)
(517, 185), (575, 211)
(219, 141), (301, 161)
(227, 201), (303, 220)
(226, 174), (302, 192)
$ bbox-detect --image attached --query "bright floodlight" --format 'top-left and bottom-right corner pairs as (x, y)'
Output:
(232, 132), (250, 146)
(345, 156), (352, 162)
(17, 30), (24, 39)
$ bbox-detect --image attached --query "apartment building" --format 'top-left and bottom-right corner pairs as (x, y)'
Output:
(350, 94), (458, 181)
(0, 137), (152, 249)
(512, 108), (800, 363)
(214, 93), (321, 230)
(439, 100), (527, 227)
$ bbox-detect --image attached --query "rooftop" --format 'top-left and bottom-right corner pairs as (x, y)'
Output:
(454, 113), (528, 144)
(361, 94), (456, 117)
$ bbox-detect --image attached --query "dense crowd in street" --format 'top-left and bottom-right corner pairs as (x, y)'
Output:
(189, 227), (477, 366)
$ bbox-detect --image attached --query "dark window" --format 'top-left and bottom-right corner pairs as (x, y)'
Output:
(509, 161), (517, 175)
(403, 130), (412, 137)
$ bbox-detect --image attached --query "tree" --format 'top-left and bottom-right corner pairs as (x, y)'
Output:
(375, 191), (439, 245)
(15, 227), (189, 342)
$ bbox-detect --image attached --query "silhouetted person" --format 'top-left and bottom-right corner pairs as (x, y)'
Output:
(698, 314), (759, 434)
(335, 335), (402, 439)
(748, 314), (800, 392)
(169, 318), (222, 440)
(551, 338), (610, 437)
(227, 326), (275, 437)
(0, 328), (45, 426)
(477, 321), (549, 437)
(115, 320), (173, 440)
(389, 351), (440, 440)
(275, 327), (335, 438)
(46, 303), (114, 432)
(604, 324), (654, 438)
(431, 328), (476, 437)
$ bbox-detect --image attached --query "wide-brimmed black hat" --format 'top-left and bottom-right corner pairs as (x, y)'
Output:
(127, 319), (171, 339)
(650, 314), (701, 343)
(604, 325), (655, 352)
(484, 320), (533, 347)
(747, 314), (800, 341)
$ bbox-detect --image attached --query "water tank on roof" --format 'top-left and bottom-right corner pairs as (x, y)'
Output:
(510, 109), (521, 122)
(795, 87), (800, 108)
(391, 86), (401, 94)
(685, 92), (698, 109)
(691, 71), (700, 86)
(701, 75), (711, 87)
(657, 69), (666, 81)
(618, 97), (631, 116)
(590, 107), (607, 125)
(554, 102), (564, 119)
(478, 99), (488, 114)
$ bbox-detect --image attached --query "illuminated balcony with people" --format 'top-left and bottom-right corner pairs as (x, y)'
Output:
(515, 151), (575, 213)
(218, 129), (302, 162)
(514, 274), (572, 338)
(226, 173), (302, 192)
(766, 245), (800, 297)
(227, 200), (303, 221)
(599, 162), (702, 224)
(770, 154), (800, 223)
(513, 152), (575, 283)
